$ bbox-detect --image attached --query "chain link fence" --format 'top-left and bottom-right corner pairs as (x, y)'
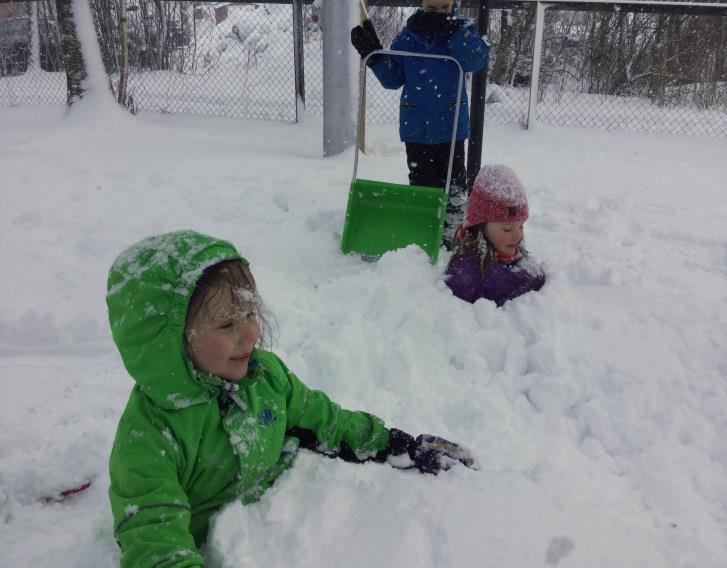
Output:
(361, 4), (727, 137)
(531, 6), (727, 137)
(91, 0), (300, 120)
(1, 1), (725, 138)
(0, 0), (65, 106)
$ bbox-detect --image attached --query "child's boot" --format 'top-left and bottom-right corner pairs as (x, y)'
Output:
(442, 185), (467, 251)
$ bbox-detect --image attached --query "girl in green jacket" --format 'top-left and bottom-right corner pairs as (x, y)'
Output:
(107, 230), (473, 567)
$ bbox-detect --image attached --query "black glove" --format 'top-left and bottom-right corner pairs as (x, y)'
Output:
(407, 11), (465, 39)
(350, 19), (383, 67)
(444, 15), (466, 38)
(388, 428), (475, 475)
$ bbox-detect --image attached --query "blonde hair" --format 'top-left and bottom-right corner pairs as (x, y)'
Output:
(185, 260), (276, 350)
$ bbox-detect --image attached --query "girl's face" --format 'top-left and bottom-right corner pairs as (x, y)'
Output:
(483, 221), (525, 256)
(185, 289), (261, 381)
(422, 0), (454, 13)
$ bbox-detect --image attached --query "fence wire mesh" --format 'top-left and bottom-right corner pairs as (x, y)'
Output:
(91, 0), (298, 120)
(361, 5), (727, 137)
(0, 0), (65, 106)
(0, 1), (725, 138)
(531, 8), (727, 136)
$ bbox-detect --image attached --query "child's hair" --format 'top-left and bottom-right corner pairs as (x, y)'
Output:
(185, 259), (276, 350)
(454, 225), (529, 275)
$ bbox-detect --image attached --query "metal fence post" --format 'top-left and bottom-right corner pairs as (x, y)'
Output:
(467, 0), (490, 189)
(117, 0), (129, 105)
(525, 1), (550, 129)
(292, 0), (305, 122)
(322, 0), (357, 157)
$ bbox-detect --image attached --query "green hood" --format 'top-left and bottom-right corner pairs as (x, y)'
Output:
(106, 230), (246, 409)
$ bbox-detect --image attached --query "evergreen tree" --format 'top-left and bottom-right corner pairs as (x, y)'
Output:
(56, 0), (87, 104)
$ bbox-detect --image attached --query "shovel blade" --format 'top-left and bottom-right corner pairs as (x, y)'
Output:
(341, 178), (447, 264)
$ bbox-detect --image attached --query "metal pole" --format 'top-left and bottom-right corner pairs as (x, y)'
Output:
(466, 0), (490, 190)
(292, 0), (305, 121)
(118, 0), (129, 105)
(322, 0), (357, 157)
(358, 0), (368, 154)
(525, 1), (549, 128)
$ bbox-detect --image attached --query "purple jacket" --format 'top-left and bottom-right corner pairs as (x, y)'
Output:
(445, 250), (545, 306)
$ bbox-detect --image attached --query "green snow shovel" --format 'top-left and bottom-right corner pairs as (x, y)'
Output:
(340, 48), (465, 265)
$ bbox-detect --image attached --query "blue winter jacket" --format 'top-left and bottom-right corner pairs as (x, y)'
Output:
(370, 12), (489, 145)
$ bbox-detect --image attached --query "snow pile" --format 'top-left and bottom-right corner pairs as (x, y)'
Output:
(0, 104), (726, 567)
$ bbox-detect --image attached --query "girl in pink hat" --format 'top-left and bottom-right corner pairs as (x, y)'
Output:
(444, 164), (545, 306)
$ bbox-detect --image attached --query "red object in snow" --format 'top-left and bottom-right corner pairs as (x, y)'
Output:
(42, 480), (92, 503)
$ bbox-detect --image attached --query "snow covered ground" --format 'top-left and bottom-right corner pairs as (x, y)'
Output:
(2, 4), (727, 560)
(1, 95), (726, 567)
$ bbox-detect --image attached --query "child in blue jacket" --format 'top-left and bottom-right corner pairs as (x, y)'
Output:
(351, 0), (489, 249)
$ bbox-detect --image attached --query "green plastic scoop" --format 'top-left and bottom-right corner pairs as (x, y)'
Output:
(341, 178), (447, 262)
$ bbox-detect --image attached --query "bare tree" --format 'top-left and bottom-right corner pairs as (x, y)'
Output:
(490, 10), (514, 85)
(368, 6), (408, 49)
(490, 7), (536, 86)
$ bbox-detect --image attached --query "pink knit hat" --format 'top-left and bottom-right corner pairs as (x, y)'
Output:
(462, 164), (529, 230)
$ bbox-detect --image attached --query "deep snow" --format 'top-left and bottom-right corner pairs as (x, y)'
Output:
(1, 101), (726, 567)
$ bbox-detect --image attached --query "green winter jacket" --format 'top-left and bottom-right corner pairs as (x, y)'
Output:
(107, 231), (391, 567)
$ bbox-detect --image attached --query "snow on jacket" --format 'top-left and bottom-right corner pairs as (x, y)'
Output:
(445, 246), (545, 306)
(370, 11), (489, 144)
(107, 231), (390, 567)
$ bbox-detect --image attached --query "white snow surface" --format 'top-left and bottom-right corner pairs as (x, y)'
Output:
(1, 98), (727, 566)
